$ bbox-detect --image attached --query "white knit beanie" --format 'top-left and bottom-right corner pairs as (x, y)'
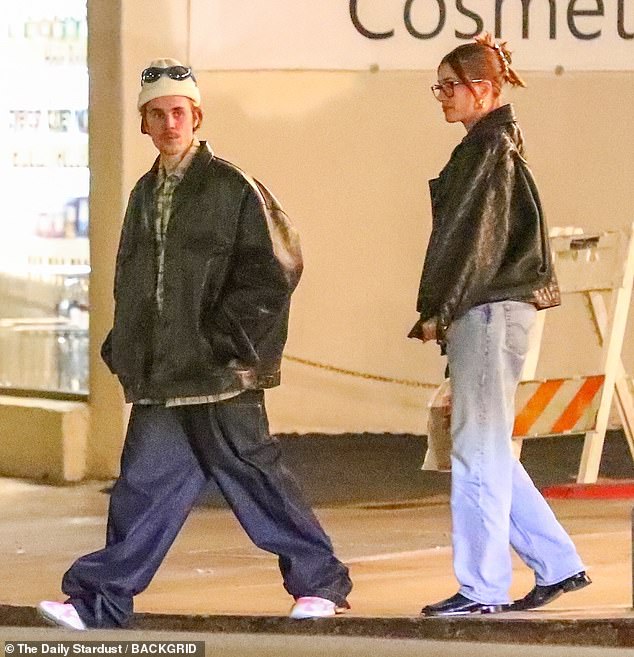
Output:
(137, 58), (201, 110)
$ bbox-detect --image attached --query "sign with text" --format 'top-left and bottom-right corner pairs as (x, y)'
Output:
(190, 0), (633, 71)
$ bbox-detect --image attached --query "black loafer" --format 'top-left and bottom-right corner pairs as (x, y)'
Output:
(421, 593), (512, 617)
(511, 571), (592, 611)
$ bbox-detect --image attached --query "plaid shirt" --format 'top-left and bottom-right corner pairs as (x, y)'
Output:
(139, 139), (239, 407)
(153, 140), (199, 312)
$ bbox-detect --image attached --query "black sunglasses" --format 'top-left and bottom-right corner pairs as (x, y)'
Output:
(141, 66), (196, 84)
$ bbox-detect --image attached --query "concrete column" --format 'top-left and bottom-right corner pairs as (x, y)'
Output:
(85, 0), (189, 477)
(86, 0), (126, 477)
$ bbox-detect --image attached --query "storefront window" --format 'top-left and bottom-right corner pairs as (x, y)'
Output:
(1, 1), (89, 396)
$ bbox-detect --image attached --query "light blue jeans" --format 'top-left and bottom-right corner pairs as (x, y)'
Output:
(445, 301), (585, 605)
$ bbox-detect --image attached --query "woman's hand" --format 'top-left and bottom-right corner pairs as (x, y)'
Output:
(421, 318), (438, 342)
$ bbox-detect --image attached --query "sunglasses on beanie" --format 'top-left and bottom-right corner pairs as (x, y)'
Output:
(141, 66), (197, 84)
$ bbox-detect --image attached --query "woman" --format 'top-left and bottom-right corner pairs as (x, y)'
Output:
(409, 34), (590, 617)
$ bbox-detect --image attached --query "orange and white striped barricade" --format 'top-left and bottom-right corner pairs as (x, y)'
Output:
(513, 376), (605, 440)
(512, 224), (634, 484)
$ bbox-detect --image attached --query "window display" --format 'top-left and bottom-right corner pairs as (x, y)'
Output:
(1, 1), (89, 396)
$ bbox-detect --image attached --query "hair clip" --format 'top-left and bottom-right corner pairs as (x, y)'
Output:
(492, 42), (510, 78)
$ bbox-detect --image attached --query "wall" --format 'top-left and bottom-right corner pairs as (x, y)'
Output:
(192, 68), (634, 433)
(83, 1), (634, 478)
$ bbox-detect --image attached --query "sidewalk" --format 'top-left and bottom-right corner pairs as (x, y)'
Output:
(0, 477), (633, 647)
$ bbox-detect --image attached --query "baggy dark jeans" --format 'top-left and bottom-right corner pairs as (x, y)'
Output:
(62, 390), (352, 628)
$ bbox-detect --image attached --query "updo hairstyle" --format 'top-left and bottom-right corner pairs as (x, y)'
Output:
(441, 33), (526, 98)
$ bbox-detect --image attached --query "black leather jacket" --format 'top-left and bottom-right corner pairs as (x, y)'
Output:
(101, 142), (303, 403)
(410, 104), (559, 342)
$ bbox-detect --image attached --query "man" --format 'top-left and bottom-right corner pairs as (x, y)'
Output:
(38, 58), (352, 630)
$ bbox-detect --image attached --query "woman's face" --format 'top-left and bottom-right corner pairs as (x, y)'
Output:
(435, 62), (489, 129)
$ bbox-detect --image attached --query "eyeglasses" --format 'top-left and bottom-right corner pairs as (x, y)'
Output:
(430, 79), (483, 99)
(141, 66), (197, 84)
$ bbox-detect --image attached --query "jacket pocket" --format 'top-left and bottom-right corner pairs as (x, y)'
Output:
(207, 303), (259, 366)
(197, 251), (236, 361)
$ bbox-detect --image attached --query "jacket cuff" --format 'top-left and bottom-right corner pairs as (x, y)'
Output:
(436, 310), (452, 341)
(407, 317), (425, 341)
(100, 330), (115, 374)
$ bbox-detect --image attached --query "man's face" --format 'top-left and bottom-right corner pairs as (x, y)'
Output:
(143, 96), (195, 157)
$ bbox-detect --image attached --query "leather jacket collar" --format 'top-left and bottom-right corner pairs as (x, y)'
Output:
(463, 104), (516, 143)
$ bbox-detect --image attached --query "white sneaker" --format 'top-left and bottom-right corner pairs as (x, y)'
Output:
(289, 596), (347, 619)
(38, 601), (87, 630)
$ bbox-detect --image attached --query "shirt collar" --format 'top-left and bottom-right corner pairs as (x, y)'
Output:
(158, 138), (200, 183)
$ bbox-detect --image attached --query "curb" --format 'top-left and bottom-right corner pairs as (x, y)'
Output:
(2, 605), (634, 648)
(542, 480), (634, 499)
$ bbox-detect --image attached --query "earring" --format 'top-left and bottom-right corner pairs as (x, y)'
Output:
(476, 99), (484, 109)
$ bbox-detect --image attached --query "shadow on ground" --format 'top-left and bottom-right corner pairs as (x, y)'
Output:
(197, 430), (634, 507)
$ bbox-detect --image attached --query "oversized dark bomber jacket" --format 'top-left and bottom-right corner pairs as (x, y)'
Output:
(101, 142), (303, 403)
(409, 104), (560, 343)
